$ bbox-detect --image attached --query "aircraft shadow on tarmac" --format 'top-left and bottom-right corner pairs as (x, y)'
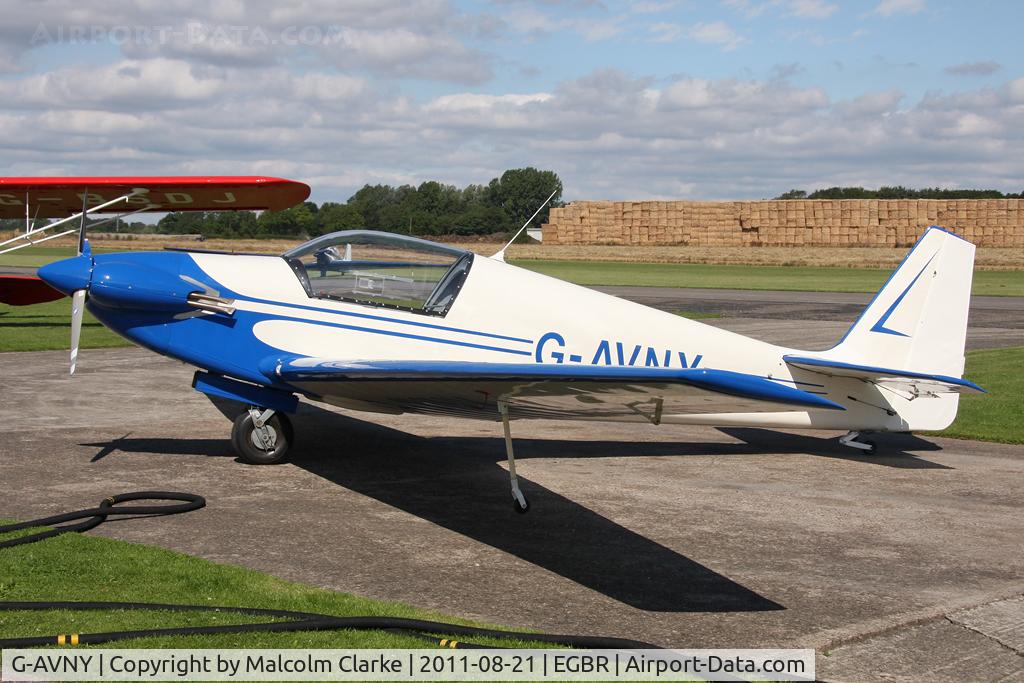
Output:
(80, 403), (946, 613)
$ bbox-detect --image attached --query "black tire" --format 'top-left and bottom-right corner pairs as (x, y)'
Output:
(513, 496), (530, 514)
(231, 410), (293, 465)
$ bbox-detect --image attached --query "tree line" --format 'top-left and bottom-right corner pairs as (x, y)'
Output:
(0, 168), (562, 240)
(776, 186), (1024, 200)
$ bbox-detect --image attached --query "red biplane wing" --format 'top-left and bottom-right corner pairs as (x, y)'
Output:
(0, 176), (310, 219)
(0, 275), (63, 305)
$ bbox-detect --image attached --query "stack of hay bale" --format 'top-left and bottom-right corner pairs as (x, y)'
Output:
(541, 199), (1023, 247)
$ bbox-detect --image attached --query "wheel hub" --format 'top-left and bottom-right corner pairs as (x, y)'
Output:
(250, 424), (278, 451)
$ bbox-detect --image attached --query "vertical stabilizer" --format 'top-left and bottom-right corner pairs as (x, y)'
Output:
(814, 226), (976, 377)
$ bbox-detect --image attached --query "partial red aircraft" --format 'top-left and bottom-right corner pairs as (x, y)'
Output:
(0, 176), (310, 305)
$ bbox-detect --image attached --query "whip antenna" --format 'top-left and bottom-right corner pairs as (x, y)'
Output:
(492, 188), (558, 262)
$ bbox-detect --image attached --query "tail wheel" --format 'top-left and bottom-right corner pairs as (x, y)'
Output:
(231, 410), (293, 465)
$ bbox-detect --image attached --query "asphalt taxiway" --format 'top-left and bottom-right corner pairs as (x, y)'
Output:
(593, 285), (1024, 351)
(1, 277), (1022, 680)
(1, 345), (1022, 682)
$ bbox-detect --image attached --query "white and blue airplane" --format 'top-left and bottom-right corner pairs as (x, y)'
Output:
(1, 177), (984, 512)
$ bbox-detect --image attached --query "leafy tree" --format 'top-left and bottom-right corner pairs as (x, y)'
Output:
(485, 168), (563, 230)
(348, 184), (397, 229)
(779, 186), (1018, 200)
(3, 169), (565, 241)
(316, 202), (363, 234)
(257, 201), (318, 237)
(451, 203), (511, 235)
(157, 211), (212, 235)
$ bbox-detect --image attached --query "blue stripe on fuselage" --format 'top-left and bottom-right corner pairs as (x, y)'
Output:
(234, 294), (534, 345)
(252, 311), (534, 356)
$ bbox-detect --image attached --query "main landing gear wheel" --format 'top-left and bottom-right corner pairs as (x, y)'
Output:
(231, 407), (293, 465)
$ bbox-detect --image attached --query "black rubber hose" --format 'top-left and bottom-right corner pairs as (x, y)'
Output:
(0, 492), (205, 549)
(0, 602), (657, 649)
(0, 496), (661, 650)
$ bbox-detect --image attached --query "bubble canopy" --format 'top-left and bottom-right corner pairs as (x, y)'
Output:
(281, 230), (474, 316)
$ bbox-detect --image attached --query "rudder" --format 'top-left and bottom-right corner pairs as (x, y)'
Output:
(816, 226), (975, 377)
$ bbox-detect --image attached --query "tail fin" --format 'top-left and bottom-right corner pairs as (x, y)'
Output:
(820, 226), (975, 377)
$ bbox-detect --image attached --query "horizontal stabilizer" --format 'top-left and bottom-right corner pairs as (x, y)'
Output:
(784, 355), (985, 396)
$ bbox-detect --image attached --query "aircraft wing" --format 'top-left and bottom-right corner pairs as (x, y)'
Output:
(0, 275), (64, 305)
(262, 357), (845, 421)
(783, 355), (985, 396)
(0, 176), (310, 218)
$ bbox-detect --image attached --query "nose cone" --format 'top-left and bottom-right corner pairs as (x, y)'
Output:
(37, 255), (92, 296)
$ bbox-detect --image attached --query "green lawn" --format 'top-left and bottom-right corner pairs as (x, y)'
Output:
(0, 298), (129, 352)
(4, 247), (1022, 296)
(936, 346), (1024, 444)
(0, 526), (541, 649)
(512, 260), (1024, 297)
(673, 310), (723, 320)
(0, 246), (108, 269)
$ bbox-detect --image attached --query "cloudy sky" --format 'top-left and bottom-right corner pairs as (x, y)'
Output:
(1, 0), (1021, 202)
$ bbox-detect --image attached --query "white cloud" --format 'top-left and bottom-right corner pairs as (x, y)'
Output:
(500, 6), (625, 42)
(0, 59), (225, 110)
(872, 0), (926, 17)
(288, 73), (368, 102)
(648, 22), (686, 43)
(724, 0), (838, 20)
(2, 60), (1022, 200)
(944, 61), (1001, 77)
(424, 93), (553, 112)
(325, 27), (492, 83)
(688, 21), (745, 50)
(834, 89), (904, 117)
(630, 1), (680, 14)
(0, 2), (1020, 202)
(1008, 78), (1024, 103)
(786, 0), (838, 18)
(561, 17), (623, 42)
(498, 6), (552, 35)
(0, 0), (490, 83)
(722, 0), (772, 19)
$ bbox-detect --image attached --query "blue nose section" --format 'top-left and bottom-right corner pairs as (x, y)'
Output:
(90, 259), (198, 311)
(37, 255), (92, 296)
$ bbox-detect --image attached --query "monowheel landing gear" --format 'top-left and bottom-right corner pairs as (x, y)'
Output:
(231, 406), (294, 465)
(839, 430), (877, 455)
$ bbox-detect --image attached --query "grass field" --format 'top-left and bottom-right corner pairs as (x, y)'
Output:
(0, 298), (126, 352)
(511, 260), (1024, 297)
(0, 525), (542, 649)
(0, 246), (109, 269)
(5, 235), (1024, 270)
(936, 346), (1024, 444)
(5, 245), (1024, 296)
